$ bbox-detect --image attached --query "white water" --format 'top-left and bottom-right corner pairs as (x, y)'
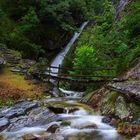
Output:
(1, 100), (122, 140)
(116, 0), (128, 18)
(57, 109), (121, 140)
(49, 21), (89, 75)
(59, 88), (84, 98)
(46, 21), (89, 98)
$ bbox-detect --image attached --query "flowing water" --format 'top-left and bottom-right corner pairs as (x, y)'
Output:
(43, 22), (123, 140)
(49, 21), (89, 75)
(116, 0), (128, 19)
(1, 99), (123, 140)
(0, 21), (126, 139)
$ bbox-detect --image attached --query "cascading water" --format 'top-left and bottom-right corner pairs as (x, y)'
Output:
(58, 108), (121, 140)
(49, 21), (89, 75)
(47, 21), (89, 98)
(116, 0), (128, 19)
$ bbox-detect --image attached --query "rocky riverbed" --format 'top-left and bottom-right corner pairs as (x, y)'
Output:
(81, 62), (140, 139)
(0, 98), (125, 140)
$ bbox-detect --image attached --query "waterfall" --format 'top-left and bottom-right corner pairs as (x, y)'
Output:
(116, 0), (128, 19)
(49, 21), (89, 76)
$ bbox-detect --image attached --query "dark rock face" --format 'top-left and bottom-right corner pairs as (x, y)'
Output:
(102, 117), (111, 124)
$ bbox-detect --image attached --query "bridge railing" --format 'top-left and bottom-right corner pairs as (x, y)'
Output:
(46, 65), (116, 80)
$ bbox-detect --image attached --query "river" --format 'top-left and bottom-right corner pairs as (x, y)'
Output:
(0, 22), (125, 140)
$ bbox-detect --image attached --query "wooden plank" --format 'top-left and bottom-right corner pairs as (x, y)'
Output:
(43, 74), (113, 83)
(45, 71), (115, 78)
(58, 73), (115, 78)
(48, 65), (114, 71)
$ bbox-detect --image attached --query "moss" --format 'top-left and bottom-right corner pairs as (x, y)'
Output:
(10, 50), (22, 57)
(0, 67), (45, 107)
(42, 101), (95, 113)
(107, 91), (121, 107)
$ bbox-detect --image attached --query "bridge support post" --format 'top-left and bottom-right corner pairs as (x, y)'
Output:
(48, 65), (50, 82)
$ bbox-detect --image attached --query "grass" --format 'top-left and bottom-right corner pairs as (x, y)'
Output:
(0, 67), (45, 106)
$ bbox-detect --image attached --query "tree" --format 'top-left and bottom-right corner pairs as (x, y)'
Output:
(72, 45), (95, 75)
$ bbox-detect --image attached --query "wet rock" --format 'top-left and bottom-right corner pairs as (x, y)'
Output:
(27, 107), (57, 127)
(0, 135), (4, 140)
(44, 135), (64, 140)
(115, 96), (130, 119)
(61, 121), (71, 126)
(47, 106), (65, 114)
(0, 118), (9, 131)
(5, 108), (25, 119)
(0, 57), (6, 65)
(110, 118), (119, 127)
(47, 124), (60, 133)
(22, 134), (40, 140)
(10, 68), (21, 73)
(102, 117), (111, 124)
(3, 101), (38, 119)
(73, 122), (98, 129)
(78, 123), (98, 129)
(7, 116), (33, 131)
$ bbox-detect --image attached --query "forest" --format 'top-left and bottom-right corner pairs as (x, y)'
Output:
(0, 0), (140, 140)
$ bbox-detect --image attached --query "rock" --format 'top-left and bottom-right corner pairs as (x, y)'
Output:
(44, 135), (64, 140)
(47, 124), (60, 133)
(134, 135), (140, 140)
(3, 101), (38, 119)
(10, 68), (21, 73)
(23, 59), (36, 66)
(47, 106), (65, 114)
(7, 116), (33, 131)
(110, 118), (119, 127)
(20, 64), (29, 69)
(78, 124), (98, 129)
(117, 123), (140, 136)
(0, 135), (4, 140)
(0, 57), (6, 65)
(61, 121), (71, 126)
(0, 118), (9, 131)
(109, 82), (140, 104)
(27, 107), (57, 127)
(22, 134), (40, 140)
(73, 122), (98, 129)
(115, 96), (130, 119)
(102, 117), (111, 124)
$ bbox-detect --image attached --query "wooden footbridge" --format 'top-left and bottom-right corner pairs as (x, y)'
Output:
(41, 65), (117, 84)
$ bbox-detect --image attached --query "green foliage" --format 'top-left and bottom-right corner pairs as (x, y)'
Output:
(0, 0), (104, 59)
(73, 45), (95, 75)
(65, 0), (140, 79)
